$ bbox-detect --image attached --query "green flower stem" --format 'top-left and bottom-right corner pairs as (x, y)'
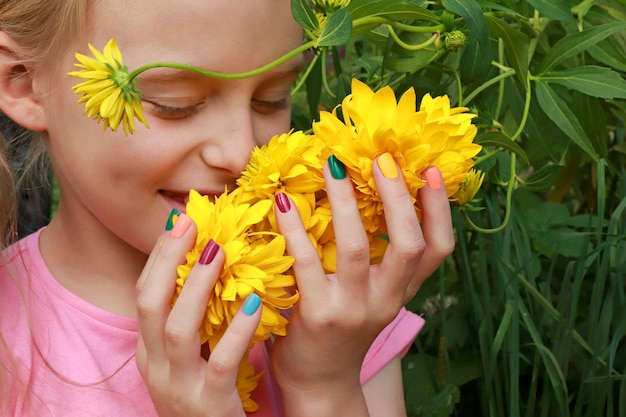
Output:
(463, 154), (516, 234)
(353, 16), (444, 33)
(386, 26), (439, 51)
(510, 73), (532, 142)
(473, 148), (502, 166)
(290, 50), (321, 97)
(462, 68), (516, 106)
(321, 48), (337, 99)
(127, 40), (316, 81)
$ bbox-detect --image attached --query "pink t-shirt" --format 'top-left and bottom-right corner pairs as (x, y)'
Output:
(0, 229), (423, 416)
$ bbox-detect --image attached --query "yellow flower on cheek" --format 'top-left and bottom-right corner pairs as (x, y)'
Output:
(68, 38), (149, 135)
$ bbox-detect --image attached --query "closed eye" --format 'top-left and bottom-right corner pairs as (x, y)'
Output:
(142, 100), (204, 120)
(251, 97), (289, 114)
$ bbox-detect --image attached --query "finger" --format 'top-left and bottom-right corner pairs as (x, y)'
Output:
(273, 192), (327, 300)
(406, 166), (455, 296)
(136, 214), (195, 363)
(323, 155), (370, 281)
(205, 293), (262, 389)
(374, 153), (426, 294)
(165, 240), (223, 380)
(136, 209), (183, 292)
(136, 232), (167, 293)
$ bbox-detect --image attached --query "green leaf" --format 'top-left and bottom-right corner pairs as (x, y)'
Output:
(347, 0), (438, 22)
(441, 0), (489, 48)
(522, 164), (561, 191)
(539, 66), (626, 99)
(459, 35), (497, 83)
(534, 80), (598, 161)
(526, 0), (574, 22)
(291, 0), (319, 32)
(484, 15), (529, 86)
(316, 8), (353, 47)
(475, 131), (529, 163)
(588, 37), (626, 72)
(539, 21), (626, 74)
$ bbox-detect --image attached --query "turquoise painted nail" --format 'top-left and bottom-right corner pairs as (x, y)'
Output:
(328, 155), (346, 180)
(242, 293), (261, 316)
(165, 208), (180, 231)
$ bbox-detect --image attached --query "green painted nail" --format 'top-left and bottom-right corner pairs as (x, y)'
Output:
(328, 155), (346, 180)
(165, 208), (180, 231)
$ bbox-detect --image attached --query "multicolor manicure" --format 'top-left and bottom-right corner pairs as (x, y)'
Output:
(199, 239), (219, 265)
(170, 213), (191, 238)
(242, 293), (262, 316)
(423, 167), (443, 190)
(377, 153), (398, 179)
(276, 192), (291, 213)
(165, 208), (180, 231)
(328, 155), (346, 180)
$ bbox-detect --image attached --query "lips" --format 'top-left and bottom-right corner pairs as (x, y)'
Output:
(159, 190), (189, 212)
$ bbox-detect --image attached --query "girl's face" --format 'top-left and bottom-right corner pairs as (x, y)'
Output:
(39, 0), (304, 254)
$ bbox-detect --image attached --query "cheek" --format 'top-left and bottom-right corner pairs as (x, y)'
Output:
(253, 111), (292, 146)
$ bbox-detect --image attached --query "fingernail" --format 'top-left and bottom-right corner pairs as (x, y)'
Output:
(242, 293), (261, 316)
(328, 155), (346, 180)
(377, 153), (398, 179)
(276, 192), (291, 213)
(424, 167), (443, 190)
(165, 208), (180, 231)
(170, 213), (191, 238)
(199, 239), (219, 265)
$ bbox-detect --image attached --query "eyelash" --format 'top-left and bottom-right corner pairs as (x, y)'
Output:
(144, 101), (203, 120)
(252, 98), (289, 114)
(143, 96), (289, 119)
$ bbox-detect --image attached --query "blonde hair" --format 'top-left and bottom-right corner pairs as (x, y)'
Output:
(0, 0), (86, 69)
(0, 133), (15, 246)
(0, 0), (87, 227)
(0, 2), (86, 414)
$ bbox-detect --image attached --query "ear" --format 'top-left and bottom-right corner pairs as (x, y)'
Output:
(0, 32), (47, 132)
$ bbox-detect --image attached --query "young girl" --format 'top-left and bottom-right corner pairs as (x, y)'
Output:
(0, 1), (455, 416)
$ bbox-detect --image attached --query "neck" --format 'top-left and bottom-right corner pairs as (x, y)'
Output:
(39, 213), (149, 318)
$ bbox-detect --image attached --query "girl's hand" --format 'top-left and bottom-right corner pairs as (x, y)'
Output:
(135, 215), (262, 417)
(270, 155), (454, 416)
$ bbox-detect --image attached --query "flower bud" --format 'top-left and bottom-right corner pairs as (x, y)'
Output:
(444, 30), (467, 51)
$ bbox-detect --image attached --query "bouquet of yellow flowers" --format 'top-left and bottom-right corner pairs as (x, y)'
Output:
(68, 1), (485, 411)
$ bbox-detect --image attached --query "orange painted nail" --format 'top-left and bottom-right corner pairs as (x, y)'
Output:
(424, 167), (443, 190)
(170, 213), (192, 238)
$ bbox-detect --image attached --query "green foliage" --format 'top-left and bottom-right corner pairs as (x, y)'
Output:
(290, 0), (626, 415)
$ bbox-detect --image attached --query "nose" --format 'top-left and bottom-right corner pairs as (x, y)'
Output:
(198, 99), (258, 177)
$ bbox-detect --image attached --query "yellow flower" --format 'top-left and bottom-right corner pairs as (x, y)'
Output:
(237, 130), (325, 225)
(453, 169), (485, 206)
(312, 78), (481, 233)
(68, 38), (148, 135)
(175, 189), (298, 345)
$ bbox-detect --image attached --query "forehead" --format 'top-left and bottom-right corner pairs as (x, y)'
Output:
(85, 0), (303, 73)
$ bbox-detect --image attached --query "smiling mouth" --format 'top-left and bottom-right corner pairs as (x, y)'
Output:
(159, 190), (189, 210)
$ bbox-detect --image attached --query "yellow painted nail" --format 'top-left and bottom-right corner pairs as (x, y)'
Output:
(377, 153), (398, 179)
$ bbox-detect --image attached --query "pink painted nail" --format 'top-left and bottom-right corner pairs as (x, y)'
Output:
(199, 240), (219, 265)
(276, 192), (291, 213)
